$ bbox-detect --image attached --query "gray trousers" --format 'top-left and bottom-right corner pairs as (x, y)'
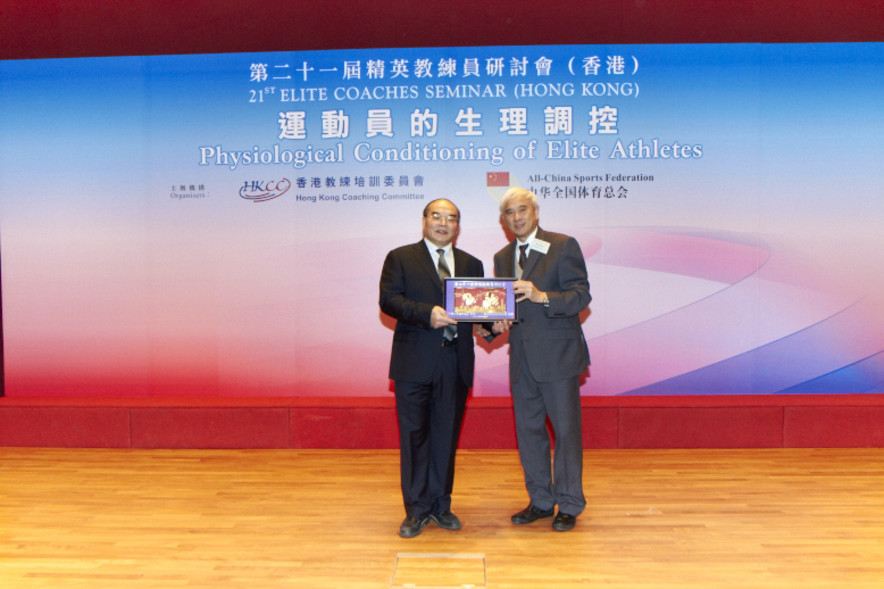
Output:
(511, 362), (586, 516)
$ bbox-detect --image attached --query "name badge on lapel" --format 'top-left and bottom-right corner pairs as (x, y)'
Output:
(531, 239), (550, 255)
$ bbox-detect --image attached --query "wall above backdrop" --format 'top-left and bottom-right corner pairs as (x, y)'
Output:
(1, 0), (882, 60)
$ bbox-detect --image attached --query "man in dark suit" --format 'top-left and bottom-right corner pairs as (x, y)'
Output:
(490, 187), (591, 532)
(379, 198), (484, 538)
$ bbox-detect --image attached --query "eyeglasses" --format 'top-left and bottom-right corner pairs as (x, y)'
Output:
(427, 212), (459, 223)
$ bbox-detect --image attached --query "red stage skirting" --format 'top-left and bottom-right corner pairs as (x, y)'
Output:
(1, 395), (882, 449)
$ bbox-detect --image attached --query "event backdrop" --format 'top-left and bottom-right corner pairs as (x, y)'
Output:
(1, 43), (882, 397)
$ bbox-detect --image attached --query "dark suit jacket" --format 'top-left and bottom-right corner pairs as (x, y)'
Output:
(380, 241), (485, 387)
(493, 228), (591, 383)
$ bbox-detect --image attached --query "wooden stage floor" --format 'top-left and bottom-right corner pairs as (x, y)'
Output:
(1, 448), (883, 588)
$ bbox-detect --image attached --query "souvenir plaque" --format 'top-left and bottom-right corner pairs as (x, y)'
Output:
(443, 278), (517, 322)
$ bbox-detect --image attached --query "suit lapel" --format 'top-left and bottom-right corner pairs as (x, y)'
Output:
(413, 241), (443, 290)
(501, 241), (517, 278)
(452, 248), (470, 277)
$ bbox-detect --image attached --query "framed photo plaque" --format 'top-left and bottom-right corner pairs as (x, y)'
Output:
(443, 278), (518, 322)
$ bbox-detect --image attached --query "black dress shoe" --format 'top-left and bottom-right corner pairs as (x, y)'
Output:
(399, 515), (429, 538)
(430, 511), (462, 530)
(552, 512), (577, 531)
(511, 504), (555, 524)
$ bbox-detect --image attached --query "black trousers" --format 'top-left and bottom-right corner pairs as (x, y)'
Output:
(394, 344), (468, 519)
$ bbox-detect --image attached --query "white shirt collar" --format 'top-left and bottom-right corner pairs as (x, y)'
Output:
(425, 239), (452, 257)
(517, 227), (539, 247)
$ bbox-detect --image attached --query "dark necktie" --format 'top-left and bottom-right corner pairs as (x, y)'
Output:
(518, 244), (529, 270)
(436, 248), (457, 341)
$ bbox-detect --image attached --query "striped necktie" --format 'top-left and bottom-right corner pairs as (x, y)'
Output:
(517, 244), (529, 278)
(436, 248), (457, 341)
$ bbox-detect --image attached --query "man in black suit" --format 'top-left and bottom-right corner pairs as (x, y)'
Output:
(379, 198), (484, 538)
(490, 187), (591, 532)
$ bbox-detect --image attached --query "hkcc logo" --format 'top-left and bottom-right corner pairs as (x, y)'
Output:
(240, 179), (291, 202)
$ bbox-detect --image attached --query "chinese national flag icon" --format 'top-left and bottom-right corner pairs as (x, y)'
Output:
(486, 172), (510, 187)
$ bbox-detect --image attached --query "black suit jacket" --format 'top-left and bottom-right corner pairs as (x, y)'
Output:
(380, 241), (485, 387)
(493, 228), (591, 382)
